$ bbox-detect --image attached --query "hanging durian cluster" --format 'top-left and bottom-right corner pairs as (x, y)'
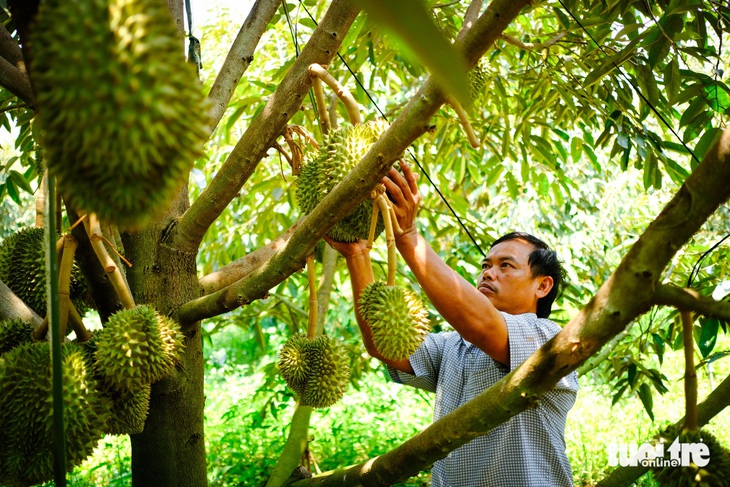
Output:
(0, 342), (109, 487)
(30, 0), (210, 229)
(278, 333), (350, 409)
(0, 306), (185, 485)
(359, 281), (430, 361)
(296, 120), (390, 242)
(651, 425), (730, 486)
(0, 227), (90, 317)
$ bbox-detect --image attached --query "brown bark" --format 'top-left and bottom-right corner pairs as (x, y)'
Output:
(287, 126), (730, 486)
(654, 284), (730, 320)
(171, 0), (361, 255)
(207, 0), (283, 131)
(0, 279), (42, 326)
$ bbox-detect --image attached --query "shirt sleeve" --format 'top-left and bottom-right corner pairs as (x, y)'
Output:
(386, 332), (450, 393)
(502, 312), (579, 393)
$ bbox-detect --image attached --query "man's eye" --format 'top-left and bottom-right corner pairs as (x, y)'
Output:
(501, 263), (511, 268)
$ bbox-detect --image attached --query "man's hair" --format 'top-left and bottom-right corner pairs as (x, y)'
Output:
(490, 232), (566, 319)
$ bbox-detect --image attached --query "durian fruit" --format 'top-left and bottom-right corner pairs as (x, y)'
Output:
(467, 58), (488, 102)
(94, 305), (185, 391)
(359, 281), (430, 361)
(278, 333), (309, 396)
(0, 318), (35, 355)
(0, 342), (108, 487)
(652, 425), (730, 487)
(0, 227), (91, 317)
(296, 120), (390, 242)
(31, 0), (210, 229)
(278, 334), (350, 408)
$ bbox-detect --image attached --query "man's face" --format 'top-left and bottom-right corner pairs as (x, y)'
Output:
(476, 238), (550, 315)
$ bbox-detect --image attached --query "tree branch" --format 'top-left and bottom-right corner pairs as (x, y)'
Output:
(654, 284), (730, 320)
(286, 126), (730, 485)
(198, 219), (301, 295)
(0, 279), (42, 326)
(170, 0), (361, 255)
(0, 55), (33, 106)
(207, 0), (283, 132)
(595, 371), (730, 487)
(0, 23), (25, 71)
(175, 0), (533, 327)
(501, 31), (566, 50)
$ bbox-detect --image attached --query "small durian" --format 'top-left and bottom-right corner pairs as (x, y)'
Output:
(652, 425), (730, 486)
(0, 227), (91, 317)
(94, 305), (184, 391)
(301, 335), (350, 409)
(31, 0), (210, 228)
(0, 342), (108, 487)
(278, 334), (350, 408)
(359, 281), (430, 361)
(467, 58), (488, 102)
(296, 120), (390, 242)
(103, 383), (152, 435)
(0, 319), (35, 355)
(278, 333), (309, 396)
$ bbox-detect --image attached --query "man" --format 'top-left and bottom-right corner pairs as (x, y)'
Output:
(328, 161), (578, 486)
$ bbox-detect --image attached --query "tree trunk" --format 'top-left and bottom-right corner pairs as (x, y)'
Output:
(122, 188), (208, 486)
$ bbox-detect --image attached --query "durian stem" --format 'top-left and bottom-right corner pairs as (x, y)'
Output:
(449, 99), (480, 149)
(84, 213), (136, 310)
(34, 316), (49, 341)
(68, 302), (91, 342)
(36, 173), (47, 228)
(366, 188), (381, 249)
(306, 255), (318, 340)
(264, 405), (314, 487)
(308, 63), (361, 125)
(311, 75), (331, 135)
(681, 310), (699, 431)
(377, 194), (397, 287)
(57, 235), (79, 338)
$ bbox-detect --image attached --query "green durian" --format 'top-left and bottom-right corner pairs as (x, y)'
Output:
(278, 333), (309, 396)
(467, 58), (488, 102)
(278, 334), (350, 408)
(0, 342), (108, 487)
(359, 281), (430, 361)
(94, 305), (185, 391)
(296, 120), (390, 242)
(0, 227), (91, 317)
(652, 426), (730, 487)
(31, 0), (210, 228)
(0, 319), (35, 355)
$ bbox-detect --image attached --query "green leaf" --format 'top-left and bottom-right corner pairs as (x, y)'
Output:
(637, 383), (654, 421)
(698, 317), (719, 358)
(693, 127), (722, 161)
(664, 57), (680, 104)
(5, 177), (20, 204)
(584, 35), (643, 88)
(635, 62), (661, 107)
(627, 362), (637, 387)
(679, 96), (708, 127)
(8, 170), (33, 194)
(356, 0), (470, 107)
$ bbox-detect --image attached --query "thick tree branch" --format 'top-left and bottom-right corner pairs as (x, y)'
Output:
(0, 55), (33, 106)
(207, 0), (282, 132)
(171, 0), (360, 255)
(0, 24), (25, 71)
(0, 279), (42, 326)
(176, 0), (532, 327)
(654, 283), (730, 320)
(177, 0), (530, 326)
(595, 372), (730, 487)
(286, 127), (730, 485)
(199, 219), (301, 295)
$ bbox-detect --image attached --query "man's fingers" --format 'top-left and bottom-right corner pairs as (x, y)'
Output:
(400, 161), (419, 194)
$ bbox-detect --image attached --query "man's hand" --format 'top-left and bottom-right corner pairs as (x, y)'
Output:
(323, 235), (370, 260)
(382, 161), (420, 246)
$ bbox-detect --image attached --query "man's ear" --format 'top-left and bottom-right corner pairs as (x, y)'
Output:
(535, 275), (554, 299)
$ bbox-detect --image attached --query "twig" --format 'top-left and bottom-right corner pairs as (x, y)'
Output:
(449, 99), (480, 148)
(57, 235), (79, 337)
(68, 301), (91, 342)
(306, 255), (317, 339)
(308, 63), (361, 125)
(33, 316), (48, 341)
(501, 32), (566, 50)
(311, 75), (331, 135)
(376, 194), (397, 287)
(83, 213), (135, 309)
(366, 188), (382, 249)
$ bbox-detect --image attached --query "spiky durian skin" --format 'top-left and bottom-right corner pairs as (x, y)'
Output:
(31, 0), (210, 228)
(359, 281), (430, 361)
(296, 121), (389, 242)
(0, 342), (108, 487)
(0, 319), (35, 355)
(300, 335), (350, 409)
(0, 227), (91, 317)
(104, 383), (152, 435)
(94, 305), (183, 391)
(652, 426), (730, 487)
(278, 333), (309, 396)
(467, 58), (488, 102)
